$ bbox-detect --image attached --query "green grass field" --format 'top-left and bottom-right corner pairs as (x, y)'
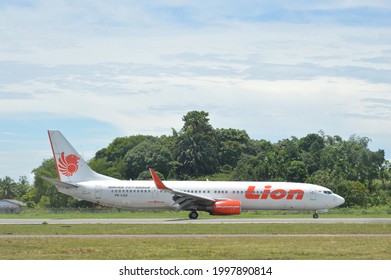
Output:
(0, 223), (390, 235)
(1, 207), (390, 260)
(1, 205), (390, 219)
(0, 223), (390, 260)
(1, 236), (389, 260)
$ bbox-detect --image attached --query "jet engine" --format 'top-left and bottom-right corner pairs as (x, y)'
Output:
(211, 200), (241, 215)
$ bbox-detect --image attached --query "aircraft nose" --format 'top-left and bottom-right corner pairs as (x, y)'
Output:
(335, 195), (345, 206)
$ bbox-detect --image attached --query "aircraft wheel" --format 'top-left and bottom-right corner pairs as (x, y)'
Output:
(313, 213), (319, 219)
(189, 211), (199, 219)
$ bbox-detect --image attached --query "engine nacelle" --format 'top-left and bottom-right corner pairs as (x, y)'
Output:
(211, 200), (241, 215)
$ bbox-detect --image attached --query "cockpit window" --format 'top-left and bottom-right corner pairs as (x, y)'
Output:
(323, 191), (332, 194)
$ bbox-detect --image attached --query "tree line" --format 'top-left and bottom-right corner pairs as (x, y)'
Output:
(1, 111), (390, 209)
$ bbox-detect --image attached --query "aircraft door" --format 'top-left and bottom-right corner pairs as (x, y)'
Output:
(95, 186), (102, 200)
(310, 187), (316, 200)
(152, 188), (158, 199)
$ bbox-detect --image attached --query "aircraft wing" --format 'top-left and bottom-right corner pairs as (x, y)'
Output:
(149, 168), (215, 210)
(41, 176), (78, 189)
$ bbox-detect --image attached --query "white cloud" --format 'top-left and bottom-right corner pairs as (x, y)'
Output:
(1, 0), (391, 180)
(2, 65), (390, 137)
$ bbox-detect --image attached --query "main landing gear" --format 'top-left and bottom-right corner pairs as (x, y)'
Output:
(189, 211), (199, 219)
(313, 209), (327, 219)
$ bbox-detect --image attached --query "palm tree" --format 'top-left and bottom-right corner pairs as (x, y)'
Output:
(0, 176), (18, 199)
(175, 111), (219, 178)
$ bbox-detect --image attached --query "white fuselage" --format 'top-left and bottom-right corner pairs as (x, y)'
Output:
(57, 180), (345, 212)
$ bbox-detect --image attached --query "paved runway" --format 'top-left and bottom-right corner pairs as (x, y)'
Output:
(1, 218), (390, 224)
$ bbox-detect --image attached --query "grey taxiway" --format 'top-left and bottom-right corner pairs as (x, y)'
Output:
(1, 218), (390, 225)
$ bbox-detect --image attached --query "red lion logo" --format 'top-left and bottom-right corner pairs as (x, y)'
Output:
(58, 152), (80, 177)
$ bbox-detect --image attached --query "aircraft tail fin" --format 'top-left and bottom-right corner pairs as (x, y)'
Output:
(48, 130), (115, 183)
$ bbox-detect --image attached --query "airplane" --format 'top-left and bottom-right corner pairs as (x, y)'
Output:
(43, 130), (345, 219)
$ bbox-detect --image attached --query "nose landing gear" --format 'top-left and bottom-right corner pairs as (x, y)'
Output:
(313, 209), (328, 219)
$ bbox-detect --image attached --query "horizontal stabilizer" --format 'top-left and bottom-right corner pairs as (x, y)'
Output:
(41, 176), (78, 189)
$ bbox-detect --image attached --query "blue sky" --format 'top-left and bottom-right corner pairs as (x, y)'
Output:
(1, 0), (391, 181)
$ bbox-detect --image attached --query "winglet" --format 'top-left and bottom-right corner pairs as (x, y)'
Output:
(149, 168), (169, 190)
